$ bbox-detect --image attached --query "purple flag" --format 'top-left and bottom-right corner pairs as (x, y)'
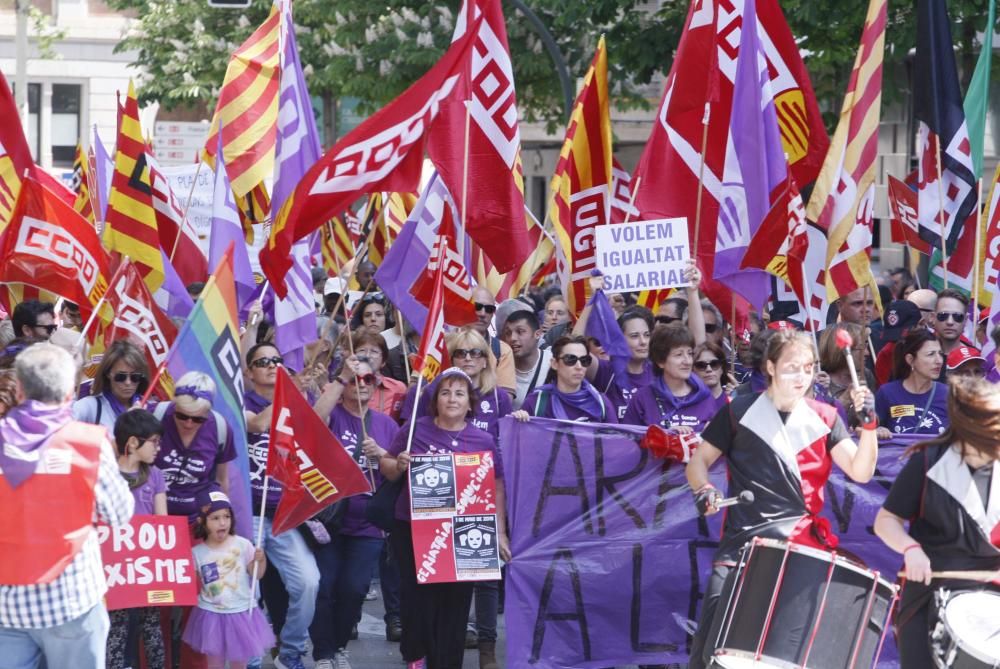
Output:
(269, 0), (319, 371)
(92, 125), (114, 223)
(154, 248), (195, 319)
(584, 289), (631, 379)
(712, 0), (788, 310)
(209, 126), (256, 309)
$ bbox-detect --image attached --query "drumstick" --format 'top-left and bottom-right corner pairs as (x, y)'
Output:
(896, 569), (1000, 583)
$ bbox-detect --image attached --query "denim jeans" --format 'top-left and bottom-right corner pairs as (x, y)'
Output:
(253, 516), (320, 659)
(310, 534), (384, 659)
(0, 604), (110, 669)
(379, 538), (401, 621)
(473, 580), (500, 642)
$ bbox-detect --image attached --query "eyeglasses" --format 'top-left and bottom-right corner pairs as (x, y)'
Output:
(250, 356), (284, 369)
(112, 372), (146, 384)
(936, 311), (966, 323)
(34, 324), (57, 334)
(140, 436), (162, 447)
(350, 373), (377, 386)
(473, 302), (497, 314)
(655, 316), (682, 325)
(558, 354), (592, 367)
(453, 348), (486, 360)
(175, 411), (208, 424)
(704, 323), (719, 334)
(694, 359), (723, 371)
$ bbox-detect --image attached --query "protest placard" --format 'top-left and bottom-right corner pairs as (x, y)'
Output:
(410, 451), (501, 584)
(161, 164), (213, 254)
(97, 515), (198, 610)
(594, 218), (690, 293)
(500, 418), (906, 668)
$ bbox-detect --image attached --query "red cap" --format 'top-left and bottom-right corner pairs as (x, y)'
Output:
(979, 307), (990, 323)
(767, 320), (796, 332)
(946, 346), (985, 371)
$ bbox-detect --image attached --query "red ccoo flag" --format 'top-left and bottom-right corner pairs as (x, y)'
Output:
(267, 366), (371, 536)
(412, 248), (451, 382)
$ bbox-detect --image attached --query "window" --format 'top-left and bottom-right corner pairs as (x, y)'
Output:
(51, 83), (81, 167)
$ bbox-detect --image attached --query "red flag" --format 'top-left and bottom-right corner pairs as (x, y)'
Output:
(412, 253), (451, 382)
(887, 175), (931, 254)
(742, 175), (810, 307)
(267, 367), (371, 535)
(261, 15), (485, 294)
(146, 154), (208, 285)
(0, 176), (111, 320)
(426, 0), (532, 275)
(102, 260), (177, 398)
(410, 207), (478, 326)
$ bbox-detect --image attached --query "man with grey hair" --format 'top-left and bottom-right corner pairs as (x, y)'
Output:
(0, 343), (134, 667)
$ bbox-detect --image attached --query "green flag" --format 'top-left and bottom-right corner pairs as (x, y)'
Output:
(963, 0), (996, 179)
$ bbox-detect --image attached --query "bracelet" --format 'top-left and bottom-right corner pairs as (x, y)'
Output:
(862, 419), (878, 431)
(902, 543), (921, 555)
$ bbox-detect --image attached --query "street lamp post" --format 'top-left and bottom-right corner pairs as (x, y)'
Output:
(505, 0), (574, 120)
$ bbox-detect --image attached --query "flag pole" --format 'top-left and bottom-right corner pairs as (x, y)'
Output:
(692, 102), (711, 261)
(248, 472), (269, 610)
(75, 257), (130, 349)
(972, 177), (984, 334)
(729, 300), (737, 381)
(170, 160), (205, 262)
(622, 176), (642, 226)
(800, 264), (821, 359)
(935, 139), (949, 288)
(397, 309), (412, 381)
(458, 98), (472, 259)
(341, 325), (377, 491)
(403, 374), (424, 454)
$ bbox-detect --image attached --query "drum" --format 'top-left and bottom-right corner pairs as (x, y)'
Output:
(712, 538), (898, 669)
(931, 590), (1000, 668)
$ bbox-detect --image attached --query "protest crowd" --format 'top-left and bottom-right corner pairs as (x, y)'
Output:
(1, 0), (1000, 668)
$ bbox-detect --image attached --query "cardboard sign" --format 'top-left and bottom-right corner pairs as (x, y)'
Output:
(595, 218), (690, 293)
(409, 452), (501, 584)
(97, 515), (198, 610)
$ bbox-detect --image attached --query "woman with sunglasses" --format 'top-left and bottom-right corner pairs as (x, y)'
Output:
(875, 329), (949, 441)
(349, 293), (395, 336)
(352, 330), (407, 420)
(310, 355), (400, 668)
(381, 367), (509, 669)
(622, 324), (720, 433)
(153, 372), (237, 521)
(72, 339), (150, 432)
(514, 335), (618, 423)
(692, 342), (733, 410)
(399, 329), (513, 437)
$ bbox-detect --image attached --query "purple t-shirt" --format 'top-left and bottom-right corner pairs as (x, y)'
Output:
(154, 405), (237, 518)
(399, 380), (513, 438)
(121, 465), (167, 516)
(621, 377), (721, 432)
(592, 358), (654, 421)
(328, 405), (400, 537)
(875, 380), (949, 436)
(386, 416), (501, 521)
(243, 390), (283, 513)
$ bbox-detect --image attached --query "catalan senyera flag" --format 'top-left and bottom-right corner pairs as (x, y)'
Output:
(805, 0), (886, 304)
(165, 246), (253, 541)
(0, 73), (33, 231)
(104, 81), (164, 292)
(371, 192), (412, 267)
(320, 216), (355, 276)
(71, 142), (95, 225)
(549, 37), (613, 317)
(472, 208), (555, 301)
(203, 4), (280, 198)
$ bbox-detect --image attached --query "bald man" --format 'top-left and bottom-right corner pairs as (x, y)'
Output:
(907, 289), (938, 330)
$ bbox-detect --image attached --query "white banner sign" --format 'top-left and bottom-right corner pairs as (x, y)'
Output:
(595, 218), (690, 293)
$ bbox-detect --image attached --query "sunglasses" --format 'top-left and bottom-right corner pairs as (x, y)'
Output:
(250, 356), (284, 369)
(34, 324), (58, 334)
(350, 373), (378, 387)
(704, 323), (719, 334)
(655, 316), (682, 325)
(694, 359), (723, 371)
(559, 354), (592, 367)
(360, 292), (385, 303)
(175, 411), (208, 424)
(474, 302), (497, 314)
(112, 372), (146, 384)
(453, 348), (486, 360)
(936, 311), (966, 323)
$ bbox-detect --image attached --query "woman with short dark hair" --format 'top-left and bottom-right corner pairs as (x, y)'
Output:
(875, 329), (948, 440)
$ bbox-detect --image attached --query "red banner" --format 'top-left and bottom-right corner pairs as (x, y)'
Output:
(97, 515), (198, 610)
(409, 451), (501, 584)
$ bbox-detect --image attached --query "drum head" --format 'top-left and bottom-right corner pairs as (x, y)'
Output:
(943, 591), (1000, 663)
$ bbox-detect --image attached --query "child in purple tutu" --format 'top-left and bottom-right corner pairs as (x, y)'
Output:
(182, 489), (275, 668)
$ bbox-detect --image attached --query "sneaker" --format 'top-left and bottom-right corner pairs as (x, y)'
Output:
(314, 660), (335, 669)
(365, 585), (378, 600)
(406, 660), (426, 669)
(274, 654), (307, 669)
(333, 649), (353, 669)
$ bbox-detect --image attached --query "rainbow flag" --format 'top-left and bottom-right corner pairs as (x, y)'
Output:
(165, 247), (252, 540)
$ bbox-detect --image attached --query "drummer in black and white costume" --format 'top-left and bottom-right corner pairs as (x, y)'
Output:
(874, 377), (1000, 669)
(685, 330), (879, 669)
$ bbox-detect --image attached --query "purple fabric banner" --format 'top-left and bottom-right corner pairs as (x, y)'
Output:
(500, 417), (907, 668)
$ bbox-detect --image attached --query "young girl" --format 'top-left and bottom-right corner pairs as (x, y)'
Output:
(107, 409), (168, 669)
(182, 489), (275, 669)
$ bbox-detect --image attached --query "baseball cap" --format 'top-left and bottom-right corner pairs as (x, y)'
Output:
(946, 346), (985, 371)
(882, 300), (921, 342)
(324, 276), (348, 296)
(767, 320), (799, 332)
(196, 488), (232, 517)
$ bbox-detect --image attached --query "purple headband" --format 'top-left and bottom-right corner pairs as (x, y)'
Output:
(174, 385), (214, 402)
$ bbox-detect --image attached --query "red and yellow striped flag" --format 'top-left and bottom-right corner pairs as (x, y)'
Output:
(103, 81), (163, 292)
(636, 288), (675, 311)
(473, 208), (555, 301)
(368, 192), (411, 267)
(320, 215), (355, 277)
(805, 0), (886, 303)
(71, 142), (95, 225)
(203, 4), (280, 198)
(236, 181), (271, 243)
(548, 37), (613, 316)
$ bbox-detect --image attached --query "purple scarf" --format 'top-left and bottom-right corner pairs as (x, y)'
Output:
(0, 400), (73, 489)
(102, 388), (137, 418)
(540, 381), (606, 421)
